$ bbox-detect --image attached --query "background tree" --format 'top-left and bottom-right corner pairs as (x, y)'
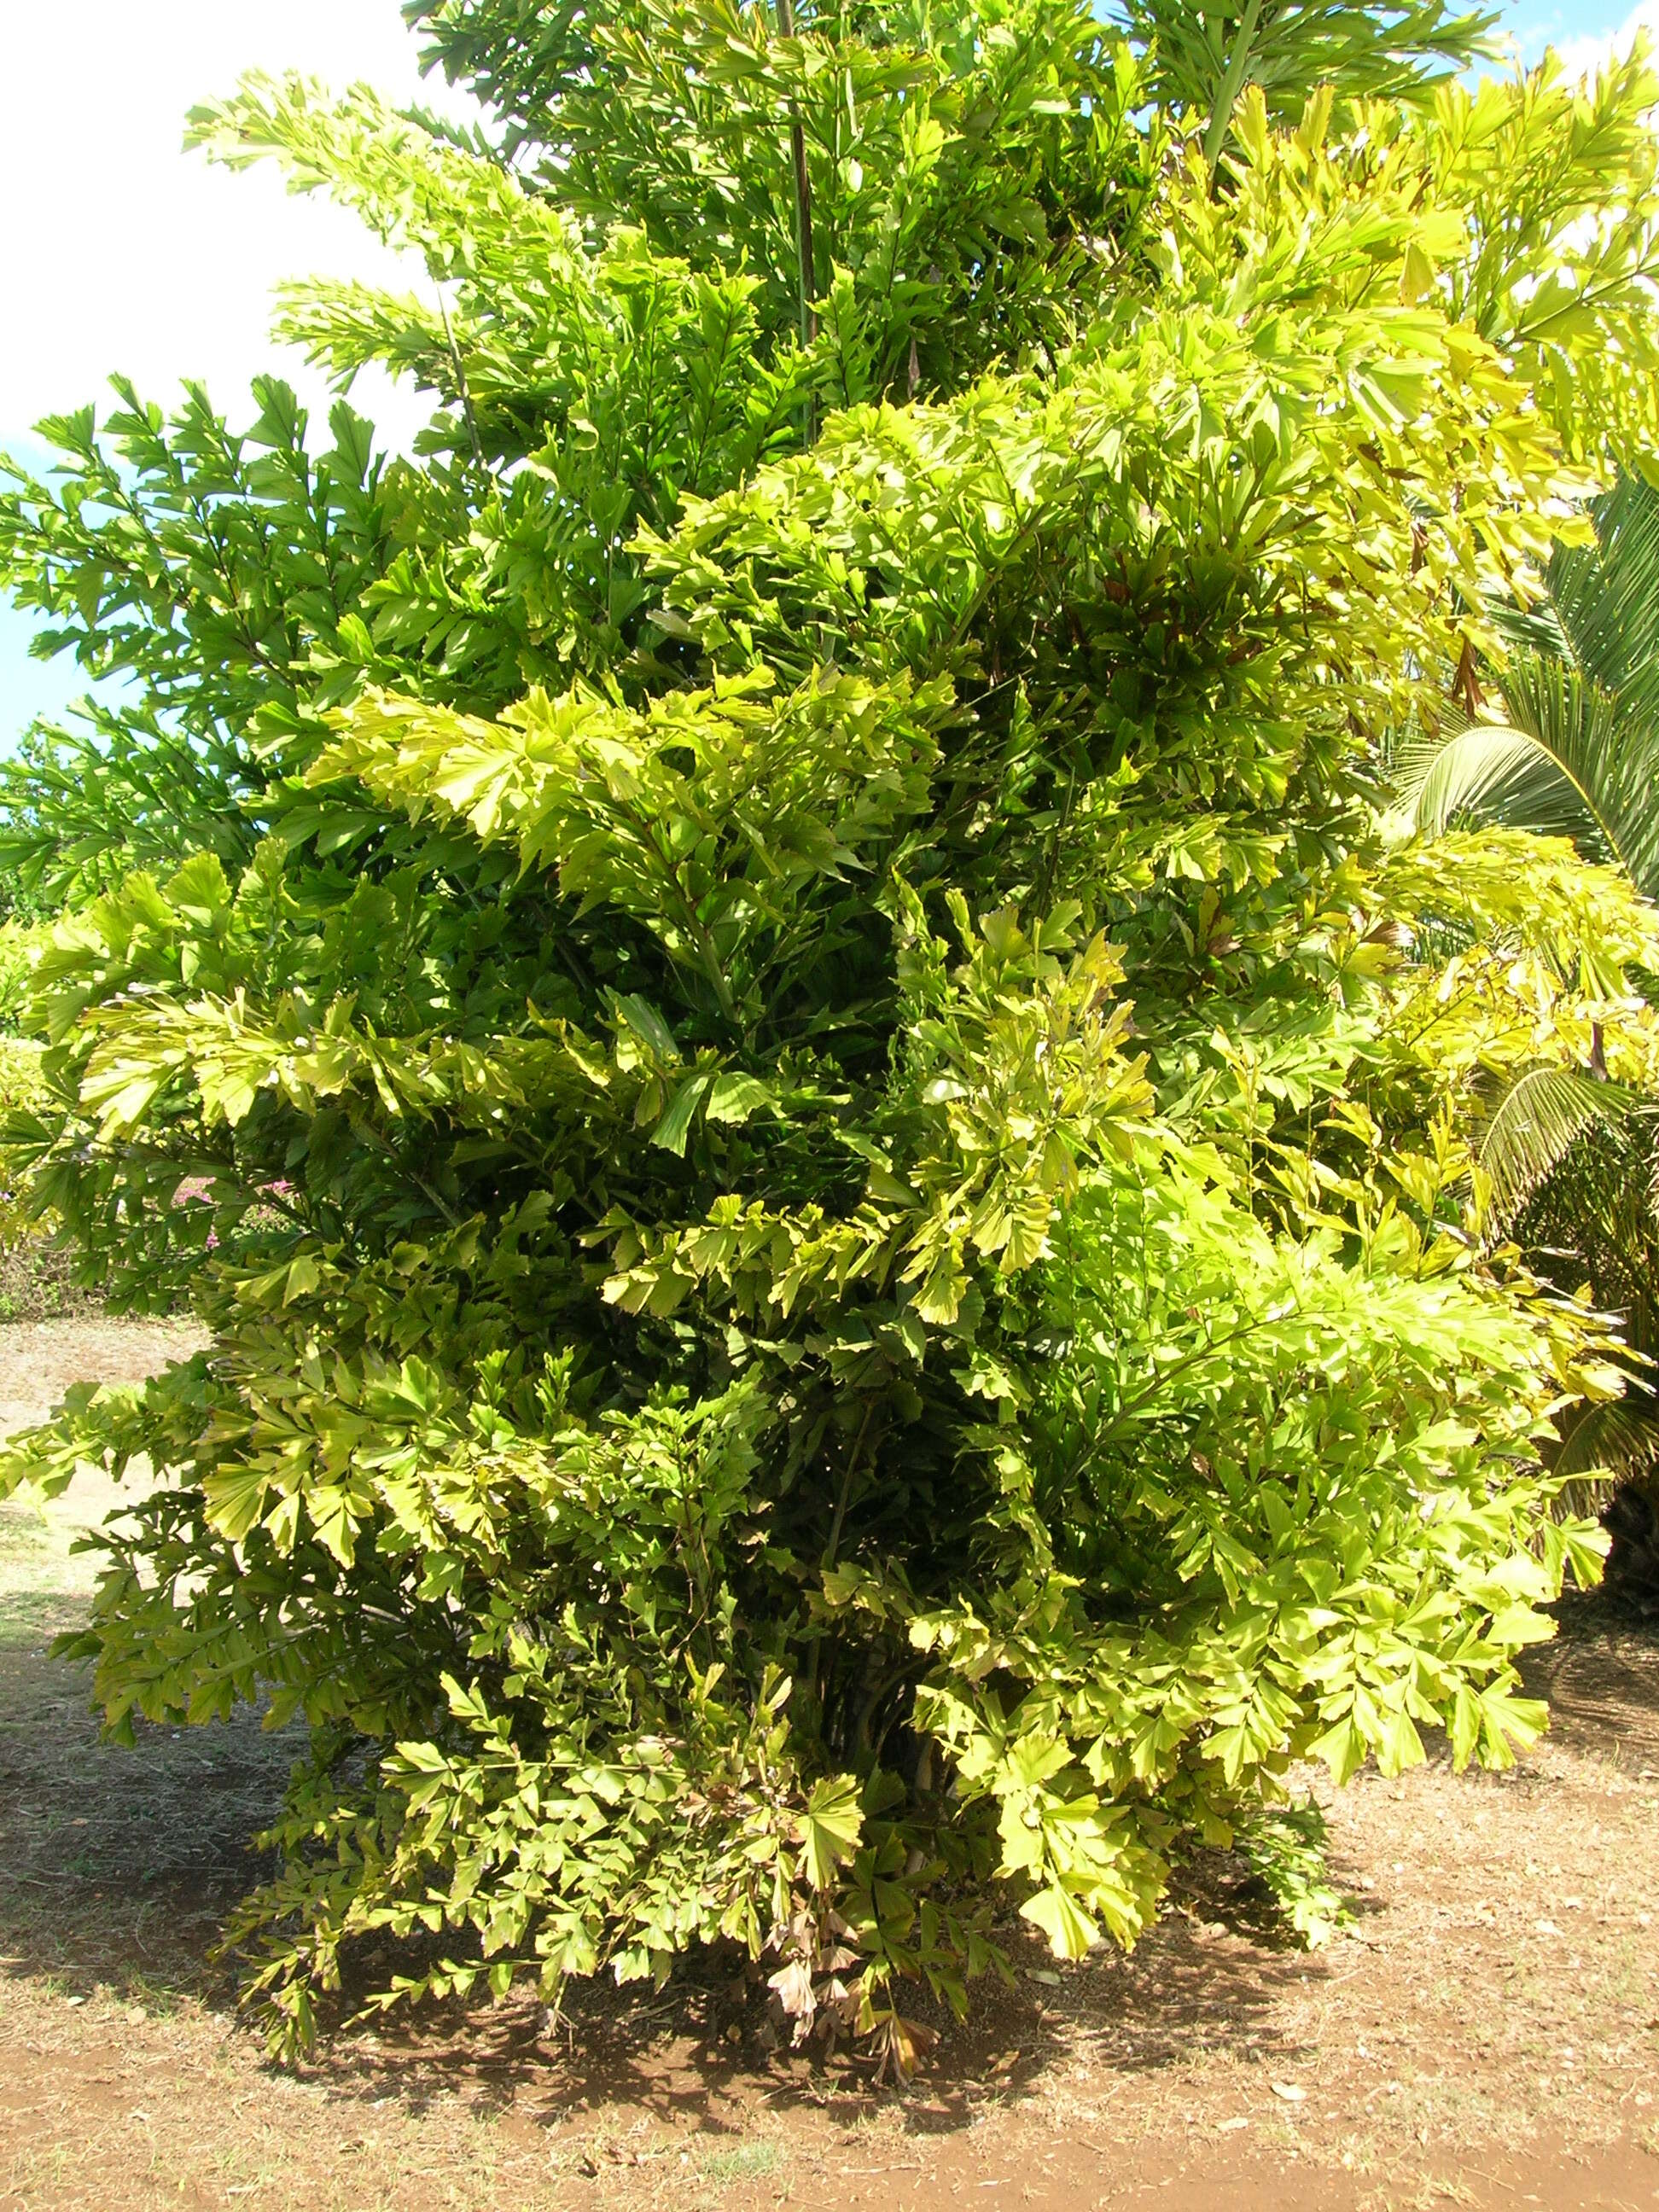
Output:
(1103, 0), (1493, 168)
(1401, 472), (1659, 1598)
(3, 4), (1659, 2067)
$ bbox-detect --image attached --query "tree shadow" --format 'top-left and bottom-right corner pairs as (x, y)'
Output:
(0, 1612), (1342, 2145)
(265, 1870), (1333, 2149)
(0, 1605), (299, 2001)
(13, 1590), (1653, 2151)
(1521, 1586), (1659, 1768)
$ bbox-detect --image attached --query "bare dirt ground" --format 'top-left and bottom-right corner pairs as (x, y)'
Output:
(2, 1317), (1657, 2212)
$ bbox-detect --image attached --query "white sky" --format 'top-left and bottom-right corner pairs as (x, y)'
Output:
(1548, 0), (1659, 78)
(0, 0), (480, 737)
(0, 0), (470, 458)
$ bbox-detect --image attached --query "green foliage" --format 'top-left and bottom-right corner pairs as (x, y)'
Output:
(1401, 471), (1659, 897)
(3, 0), (1659, 2069)
(0, 1036), (45, 1114)
(404, 0), (1158, 389)
(0, 1033), (49, 1260)
(1399, 469), (1659, 1504)
(0, 381), (417, 907)
(1118, 0), (1494, 169)
(0, 919), (50, 1036)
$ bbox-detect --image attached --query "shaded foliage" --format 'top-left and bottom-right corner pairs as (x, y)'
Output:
(1401, 472), (1659, 1566)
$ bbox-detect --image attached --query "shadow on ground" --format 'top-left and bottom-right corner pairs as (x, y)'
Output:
(1520, 1590), (1659, 1768)
(3, 1577), (1656, 2152)
(0, 1618), (1333, 2141)
(0, 1618), (299, 2002)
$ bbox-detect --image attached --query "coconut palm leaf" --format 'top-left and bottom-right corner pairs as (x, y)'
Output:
(1401, 471), (1659, 896)
(1516, 1107), (1659, 1493)
(1486, 473), (1659, 706)
(1499, 652), (1659, 895)
(1536, 470), (1659, 723)
(1399, 655), (1659, 887)
(1554, 1395), (1659, 1489)
(1410, 472), (1659, 1540)
(1397, 706), (1611, 860)
(1475, 1065), (1634, 1234)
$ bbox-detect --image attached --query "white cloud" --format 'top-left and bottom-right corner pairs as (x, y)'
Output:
(0, 0), (476, 455)
(1548, 0), (1659, 82)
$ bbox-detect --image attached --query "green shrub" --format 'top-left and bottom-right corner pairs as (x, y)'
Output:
(0, 922), (49, 1037)
(0, 1033), (88, 1317)
(2, 2), (1657, 2069)
(0, 1035), (44, 1111)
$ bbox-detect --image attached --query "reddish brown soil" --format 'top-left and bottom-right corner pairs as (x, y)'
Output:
(2, 1319), (1657, 2212)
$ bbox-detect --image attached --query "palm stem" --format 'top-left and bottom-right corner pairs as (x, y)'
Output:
(775, 0), (820, 445)
(1203, 0), (1266, 176)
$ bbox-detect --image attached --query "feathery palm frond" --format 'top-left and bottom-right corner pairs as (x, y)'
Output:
(1537, 470), (1659, 724)
(1475, 1067), (1634, 1235)
(1515, 1109), (1659, 1503)
(1521, 1109), (1659, 1299)
(1401, 473), (1659, 896)
(1554, 1396), (1659, 1490)
(1395, 699), (1617, 864)
(1400, 654), (1659, 888)
(1499, 653), (1659, 895)
(1401, 473), (1659, 1511)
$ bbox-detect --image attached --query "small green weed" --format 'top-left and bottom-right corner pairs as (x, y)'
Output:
(698, 2139), (783, 2187)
